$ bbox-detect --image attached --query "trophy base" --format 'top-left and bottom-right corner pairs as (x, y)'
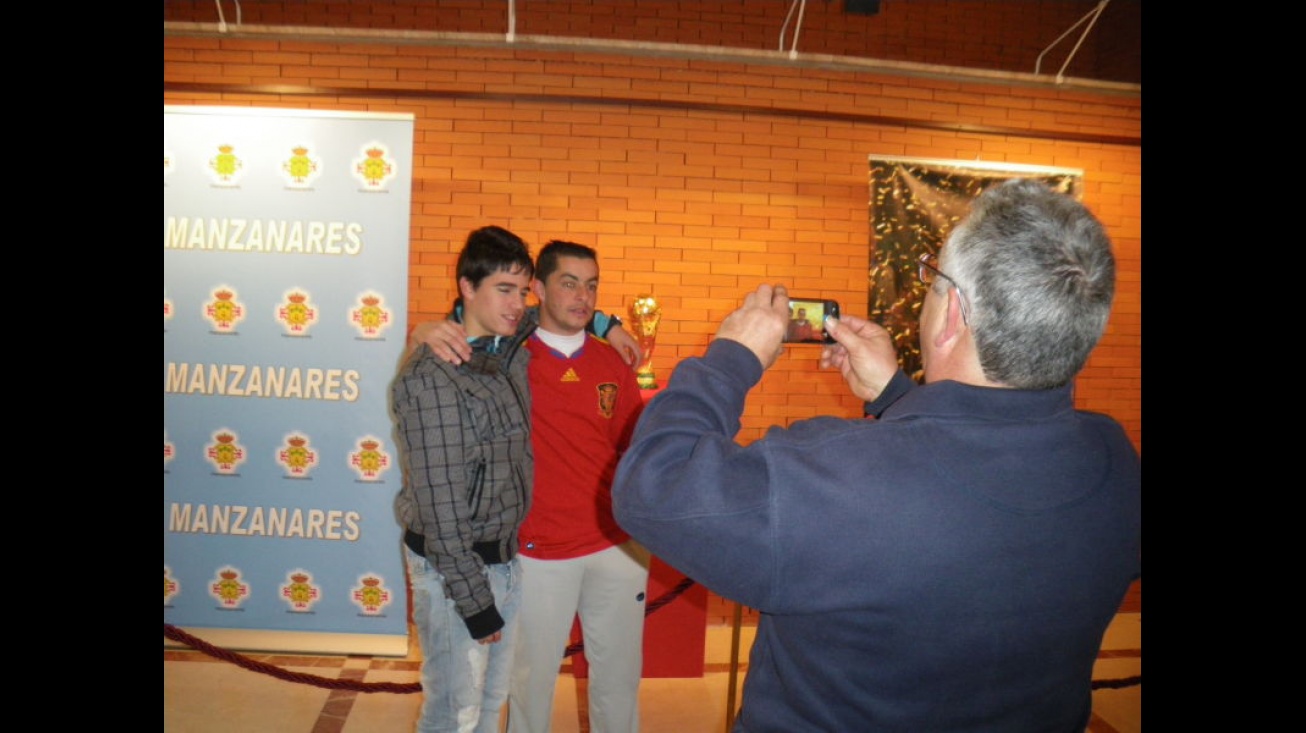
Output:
(636, 371), (659, 390)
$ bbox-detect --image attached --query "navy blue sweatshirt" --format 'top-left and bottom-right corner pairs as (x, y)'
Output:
(612, 339), (1140, 732)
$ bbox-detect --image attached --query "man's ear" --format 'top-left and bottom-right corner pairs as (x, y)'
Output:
(530, 278), (547, 301)
(458, 277), (476, 300)
(927, 288), (966, 350)
(933, 288), (967, 347)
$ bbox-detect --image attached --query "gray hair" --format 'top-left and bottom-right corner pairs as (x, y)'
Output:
(943, 178), (1115, 389)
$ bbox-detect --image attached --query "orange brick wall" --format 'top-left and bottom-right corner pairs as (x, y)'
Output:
(165, 2), (1141, 628)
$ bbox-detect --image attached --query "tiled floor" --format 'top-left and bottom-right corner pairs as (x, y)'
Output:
(164, 613), (1139, 732)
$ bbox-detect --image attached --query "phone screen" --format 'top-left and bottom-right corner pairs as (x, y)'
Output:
(786, 299), (838, 343)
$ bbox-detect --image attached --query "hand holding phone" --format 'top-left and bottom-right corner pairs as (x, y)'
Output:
(785, 298), (840, 344)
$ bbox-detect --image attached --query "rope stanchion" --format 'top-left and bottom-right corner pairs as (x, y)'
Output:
(165, 575), (1139, 694)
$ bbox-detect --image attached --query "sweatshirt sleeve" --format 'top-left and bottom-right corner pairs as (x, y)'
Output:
(862, 369), (915, 418)
(610, 338), (777, 607)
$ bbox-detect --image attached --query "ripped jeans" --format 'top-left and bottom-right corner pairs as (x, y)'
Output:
(405, 545), (522, 733)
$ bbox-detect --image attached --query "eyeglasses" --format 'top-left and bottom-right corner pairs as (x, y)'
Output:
(917, 252), (971, 325)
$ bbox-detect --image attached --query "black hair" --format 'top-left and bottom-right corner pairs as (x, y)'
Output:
(456, 226), (534, 287)
(535, 240), (597, 283)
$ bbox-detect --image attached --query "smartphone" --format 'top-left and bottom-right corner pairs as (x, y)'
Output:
(785, 298), (840, 344)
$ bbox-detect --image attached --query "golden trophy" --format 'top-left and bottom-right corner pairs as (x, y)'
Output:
(629, 294), (663, 390)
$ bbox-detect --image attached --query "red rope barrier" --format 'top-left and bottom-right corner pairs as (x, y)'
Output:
(562, 576), (695, 658)
(164, 575), (700, 694)
(1092, 675), (1142, 690)
(163, 622), (418, 693)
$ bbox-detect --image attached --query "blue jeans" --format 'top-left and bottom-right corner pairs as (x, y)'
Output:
(405, 545), (522, 733)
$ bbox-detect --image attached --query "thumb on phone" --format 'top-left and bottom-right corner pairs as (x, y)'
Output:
(821, 314), (899, 402)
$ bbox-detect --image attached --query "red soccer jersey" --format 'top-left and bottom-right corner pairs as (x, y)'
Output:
(519, 333), (645, 559)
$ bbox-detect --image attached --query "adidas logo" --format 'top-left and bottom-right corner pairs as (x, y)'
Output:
(561, 368), (580, 382)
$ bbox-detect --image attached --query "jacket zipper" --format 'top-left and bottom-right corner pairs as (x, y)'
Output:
(467, 458), (486, 514)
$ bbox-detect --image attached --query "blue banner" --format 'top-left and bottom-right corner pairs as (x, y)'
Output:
(164, 106), (413, 654)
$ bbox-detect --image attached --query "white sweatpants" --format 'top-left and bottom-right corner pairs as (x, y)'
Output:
(508, 541), (651, 733)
